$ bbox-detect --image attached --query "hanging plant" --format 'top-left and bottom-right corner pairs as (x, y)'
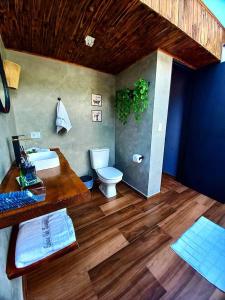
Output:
(115, 78), (150, 124)
(132, 79), (149, 122)
(115, 88), (132, 124)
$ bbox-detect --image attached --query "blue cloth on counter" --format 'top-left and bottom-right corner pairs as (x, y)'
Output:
(171, 216), (225, 292)
(0, 190), (45, 212)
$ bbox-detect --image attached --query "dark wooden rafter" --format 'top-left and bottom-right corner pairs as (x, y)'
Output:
(0, 0), (224, 74)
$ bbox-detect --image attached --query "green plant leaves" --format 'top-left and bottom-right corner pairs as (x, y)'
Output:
(115, 79), (150, 124)
(133, 79), (149, 122)
(115, 88), (131, 124)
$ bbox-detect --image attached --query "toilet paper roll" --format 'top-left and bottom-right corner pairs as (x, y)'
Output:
(133, 154), (143, 163)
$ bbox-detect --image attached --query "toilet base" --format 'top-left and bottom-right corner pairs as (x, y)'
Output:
(99, 182), (117, 199)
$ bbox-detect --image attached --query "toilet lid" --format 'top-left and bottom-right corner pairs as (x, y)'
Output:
(97, 167), (123, 180)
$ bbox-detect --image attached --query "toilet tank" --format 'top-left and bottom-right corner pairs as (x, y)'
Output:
(90, 148), (109, 170)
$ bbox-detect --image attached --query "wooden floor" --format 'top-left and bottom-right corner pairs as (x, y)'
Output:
(24, 175), (225, 300)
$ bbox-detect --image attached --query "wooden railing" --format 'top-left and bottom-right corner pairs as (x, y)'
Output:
(140, 0), (225, 60)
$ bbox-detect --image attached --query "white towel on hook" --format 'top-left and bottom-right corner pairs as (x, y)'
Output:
(56, 100), (72, 134)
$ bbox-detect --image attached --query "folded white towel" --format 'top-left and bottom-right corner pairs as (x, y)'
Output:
(56, 100), (72, 134)
(19, 208), (67, 227)
(15, 210), (76, 268)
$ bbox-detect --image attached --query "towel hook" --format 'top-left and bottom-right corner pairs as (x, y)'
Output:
(57, 97), (61, 101)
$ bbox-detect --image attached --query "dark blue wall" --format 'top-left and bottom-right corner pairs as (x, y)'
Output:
(163, 63), (192, 177)
(181, 62), (225, 203)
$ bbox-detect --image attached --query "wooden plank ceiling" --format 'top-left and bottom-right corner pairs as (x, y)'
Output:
(141, 0), (225, 60)
(0, 0), (224, 74)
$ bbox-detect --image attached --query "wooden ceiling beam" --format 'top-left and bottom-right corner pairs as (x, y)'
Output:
(140, 0), (225, 60)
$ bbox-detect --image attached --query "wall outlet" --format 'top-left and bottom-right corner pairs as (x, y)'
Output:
(158, 123), (163, 132)
(31, 131), (41, 139)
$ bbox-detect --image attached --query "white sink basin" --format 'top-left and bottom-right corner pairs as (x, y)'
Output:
(28, 151), (60, 171)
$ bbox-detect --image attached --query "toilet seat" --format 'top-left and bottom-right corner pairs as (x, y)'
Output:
(97, 167), (123, 180)
(90, 147), (123, 198)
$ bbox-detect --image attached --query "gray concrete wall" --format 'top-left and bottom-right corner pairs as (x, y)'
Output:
(115, 51), (172, 197)
(7, 50), (116, 176)
(0, 38), (23, 300)
(0, 48), (115, 300)
(116, 52), (157, 196)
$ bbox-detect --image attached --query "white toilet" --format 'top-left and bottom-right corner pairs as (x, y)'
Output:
(90, 148), (123, 198)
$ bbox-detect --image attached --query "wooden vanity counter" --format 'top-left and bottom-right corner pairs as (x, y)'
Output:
(0, 149), (90, 229)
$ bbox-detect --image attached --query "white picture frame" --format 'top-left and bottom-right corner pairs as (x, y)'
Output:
(92, 110), (102, 122)
(91, 94), (102, 106)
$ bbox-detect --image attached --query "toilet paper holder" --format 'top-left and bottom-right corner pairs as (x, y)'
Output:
(132, 154), (144, 163)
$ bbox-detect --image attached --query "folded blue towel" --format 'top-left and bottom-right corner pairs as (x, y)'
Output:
(171, 216), (225, 292)
(0, 190), (45, 212)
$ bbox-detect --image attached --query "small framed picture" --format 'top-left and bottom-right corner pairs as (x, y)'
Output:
(92, 110), (102, 122)
(92, 94), (102, 106)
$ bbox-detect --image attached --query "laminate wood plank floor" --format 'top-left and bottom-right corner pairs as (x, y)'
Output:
(24, 175), (225, 300)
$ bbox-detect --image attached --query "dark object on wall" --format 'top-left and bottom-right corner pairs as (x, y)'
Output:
(0, 55), (10, 113)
